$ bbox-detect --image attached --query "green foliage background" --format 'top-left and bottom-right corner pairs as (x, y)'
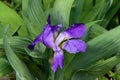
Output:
(0, 0), (120, 80)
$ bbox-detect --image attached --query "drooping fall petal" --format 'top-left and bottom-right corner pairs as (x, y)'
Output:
(62, 39), (86, 54)
(51, 47), (64, 72)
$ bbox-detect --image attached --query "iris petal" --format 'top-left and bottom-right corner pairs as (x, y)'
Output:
(64, 23), (86, 38)
(55, 23), (86, 45)
(51, 51), (64, 72)
(28, 23), (62, 49)
(28, 32), (42, 50)
(41, 24), (55, 48)
(42, 24), (62, 48)
(28, 24), (54, 49)
(62, 40), (86, 54)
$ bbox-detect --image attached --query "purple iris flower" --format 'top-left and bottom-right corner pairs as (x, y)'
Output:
(28, 16), (86, 72)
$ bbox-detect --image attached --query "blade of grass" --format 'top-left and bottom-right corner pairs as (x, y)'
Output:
(22, 0), (46, 34)
(72, 56), (120, 80)
(3, 26), (35, 80)
(0, 2), (27, 36)
(101, 0), (120, 27)
(52, 0), (74, 27)
(78, 0), (106, 23)
(0, 56), (13, 78)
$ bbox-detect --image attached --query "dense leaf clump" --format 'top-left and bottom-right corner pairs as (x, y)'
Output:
(0, 0), (120, 80)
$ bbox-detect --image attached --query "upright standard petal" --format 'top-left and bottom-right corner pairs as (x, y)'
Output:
(41, 24), (55, 48)
(28, 24), (55, 50)
(64, 23), (86, 38)
(62, 40), (86, 54)
(51, 48), (64, 72)
(42, 24), (62, 47)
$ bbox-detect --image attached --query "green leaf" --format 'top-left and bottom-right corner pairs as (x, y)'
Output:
(12, 0), (22, 4)
(70, 0), (84, 24)
(0, 24), (5, 38)
(0, 2), (27, 36)
(52, 0), (74, 27)
(3, 26), (35, 80)
(72, 56), (120, 80)
(85, 20), (103, 29)
(27, 63), (48, 80)
(101, 0), (120, 27)
(25, 46), (46, 58)
(42, 0), (55, 10)
(0, 35), (45, 58)
(83, 24), (107, 41)
(0, 56), (13, 78)
(78, 0), (106, 23)
(22, 0), (46, 34)
(0, 36), (30, 54)
(114, 62), (120, 79)
(0, 50), (4, 57)
(96, 0), (113, 20)
(22, 0), (47, 55)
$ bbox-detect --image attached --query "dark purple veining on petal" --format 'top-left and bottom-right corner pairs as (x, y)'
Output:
(55, 32), (68, 45)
